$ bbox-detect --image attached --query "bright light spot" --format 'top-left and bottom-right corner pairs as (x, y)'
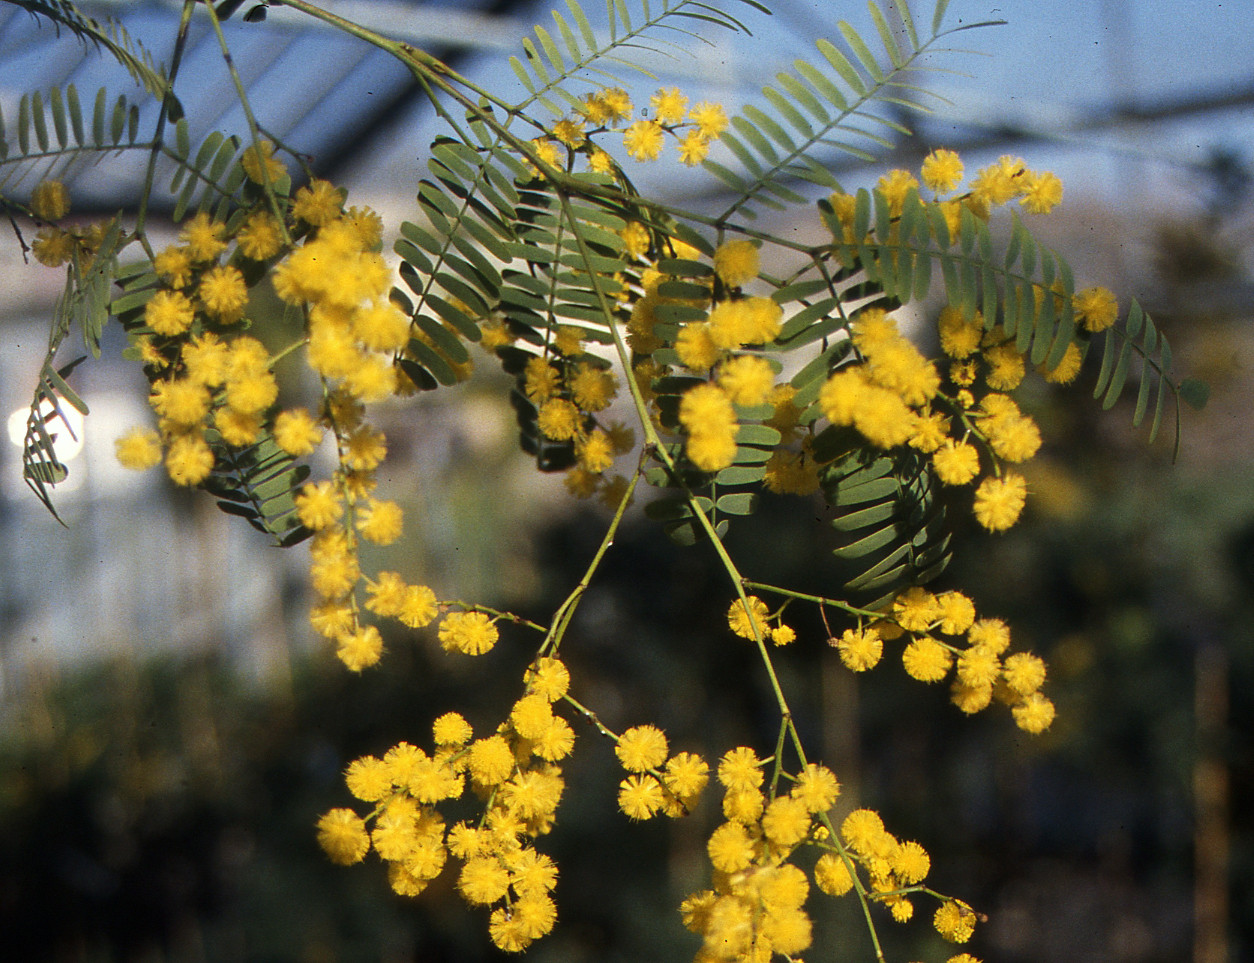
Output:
(6, 401), (86, 462)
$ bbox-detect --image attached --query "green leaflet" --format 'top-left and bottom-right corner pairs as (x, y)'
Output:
(818, 439), (951, 609)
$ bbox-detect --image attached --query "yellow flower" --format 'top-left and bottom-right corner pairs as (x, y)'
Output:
(179, 212), (228, 262)
(345, 755), (393, 801)
(650, 87), (688, 124)
(274, 408), (324, 456)
(236, 211), (285, 260)
(293, 179), (345, 226)
(241, 139), (286, 184)
(114, 427), (162, 470)
(31, 179), (70, 221)
(761, 794), (811, 848)
(835, 626), (882, 671)
(145, 289), (196, 337)
(1012, 692), (1056, 733)
(459, 855), (511, 905)
(467, 735), (514, 786)
(814, 852), (855, 896)
(1073, 286), (1118, 333)
(198, 264), (248, 322)
(1020, 170), (1063, 214)
(973, 472), (1027, 531)
(618, 774), (665, 820)
(615, 724), (669, 773)
(154, 246), (193, 288)
(337, 624), (383, 671)
(688, 101), (728, 138)
(675, 322), (720, 372)
(295, 480), (343, 530)
(717, 746), (763, 791)
(537, 398), (583, 441)
(677, 130), (710, 166)
(713, 239), (759, 288)
(920, 148), (964, 194)
(1002, 652), (1047, 695)
(663, 752), (709, 800)
(623, 120), (664, 161)
(316, 808), (370, 865)
(398, 584), (438, 628)
(727, 595), (769, 640)
(902, 636), (953, 682)
(716, 355), (774, 406)
(933, 440), (980, 485)
(438, 611), (499, 655)
(357, 498), (404, 545)
(526, 656), (571, 701)
(432, 712), (473, 746)
(934, 900), (977, 943)
(164, 433), (215, 486)
(213, 407), (262, 447)
(707, 821), (755, 873)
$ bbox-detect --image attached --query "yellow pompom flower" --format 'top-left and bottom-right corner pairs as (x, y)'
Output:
(352, 301), (410, 352)
(180, 212), (228, 262)
(920, 148), (964, 194)
(677, 130), (710, 166)
(936, 591), (977, 635)
(31, 179), (70, 221)
(1073, 286), (1118, 333)
(973, 473), (1027, 531)
(145, 289), (196, 337)
(154, 246), (193, 288)
(615, 724), (669, 772)
(467, 735), (515, 786)
(762, 795), (811, 848)
(650, 86), (688, 124)
(241, 139), (286, 184)
(840, 808), (887, 853)
(396, 584), (437, 629)
(713, 239), (760, 288)
(688, 101), (728, 138)
(274, 408), (323, 456)
(510, 693), (554, 741)
(623, 120), (665, 161)
(1020, 170), (1063, 214)
(679, 383), (738, 471)
(957, 645), (1001, 688)
(437, 611), (499, 655)
(618, 774), (665, 820)
(813, 852), (855, 896)
(570, 363), (617, 411)
(716, 355), (775, 406)
(902, 636), (953, 682)
(791, 763), (841, 813)
(114, 427), (162, 470)
(893, 839), (931, 884)
(236, 211), (284, 260)
(295, 480), (342, 530)
(345, 755), (393, 802)
(727, 595), (769, 640)
(968, 617), (1012, 653)
(213, 407), (262, 447)
(198, 264), (248, 322)
(835, 626), (883, 671)
(164, 433), (215, 486)
(433, 712), (473, 746)
(934, 900), (977, 943)
(337, 625), (384, 671)
(459, 855), (511, 905)
(933, 440), (980, 485)
(707, 821), (755, 873)
(526, 656), (571, 701)
(1042, 341), (1084, 384)
(537, 398), (583, 441)
(663, 752), (710, 800)
(675, 322), (720, 372)
(1002, 651), (1047, 695)
(717, 746), (763, 791)
(1012, 692), (1055, 733)
(316, 808), (370, 865)
(534, 716), (576, 761)
(357, 498), (404, 545)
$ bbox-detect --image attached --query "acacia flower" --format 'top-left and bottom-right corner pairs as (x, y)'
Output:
(619, 774), (665, 820)
(814, 852), (855, 896)
(934, 900), (977, 943)
(615, 724), (669, 772)
(921, 148), (964, 194)
(707, 821), (755, 872)
(713, 239), (759, 289)
(114, 427), (162, 470)
(717, 746), (763, 791)
(623, 120), (664, 161)
(902, 636), (953, 682)
(791, 763), (840, 813)
(688, 101), (728, 138)
(145, 289), (196, 337)
(316, 808), (370, 865)
(973, 473), (1027, 531)
(438, 611), (499, 655)
(1012, 692), (1056, 733)
(31, 179), (70, 221)
(835, 626), (882, 671)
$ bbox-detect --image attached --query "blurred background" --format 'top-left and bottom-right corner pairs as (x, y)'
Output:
(1, 0), (1252, 960)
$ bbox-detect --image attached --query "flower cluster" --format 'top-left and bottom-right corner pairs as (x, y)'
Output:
(528, 86), (728, 176)
(726, 596), (796, 646)
(317, 656), (576, 953)
(613, 723), (710, 820)
(831, 587), (1054, 733)
(26, 178), (116, 269)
